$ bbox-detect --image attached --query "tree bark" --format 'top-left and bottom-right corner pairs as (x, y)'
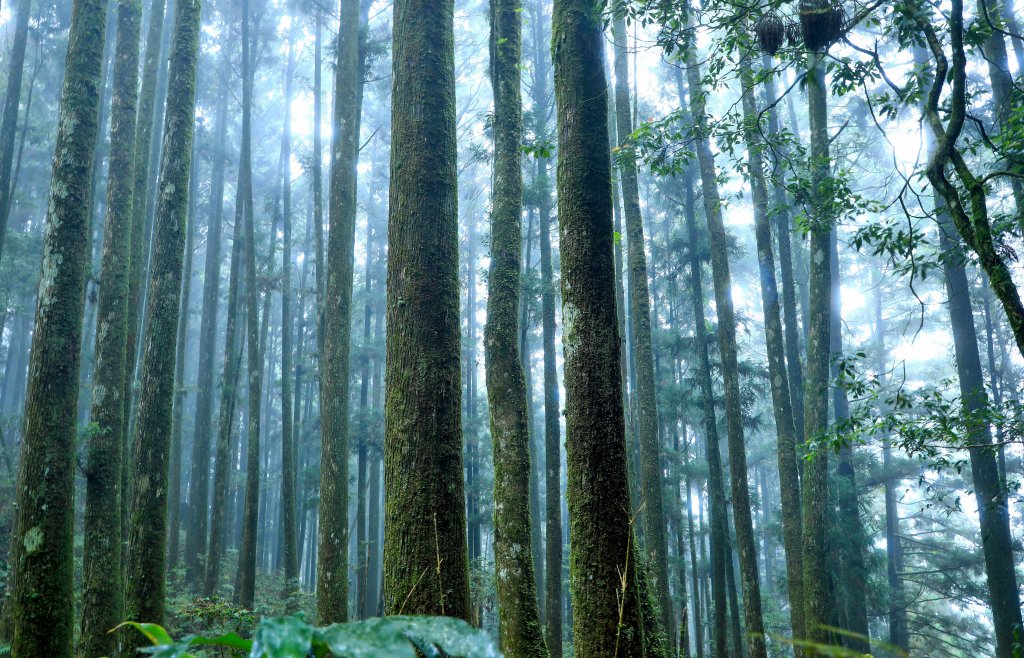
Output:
(610, 14), (673, 647)
(80, 0), (140, 653)
(551, 0), (645, 653)
(739, 53), (805, 643)
(9, 0), (106, 651)
(123, 0), (200, 630)
(486, 0), (548, 653)
(684, 26), (767, 657)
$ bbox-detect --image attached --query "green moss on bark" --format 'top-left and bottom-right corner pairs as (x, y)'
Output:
(485, 0), (548, 655)
(11, 0), (107, 653)
(382, 0), (471, 622)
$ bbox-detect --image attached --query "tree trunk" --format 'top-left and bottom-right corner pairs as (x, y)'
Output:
(610, 14), (672, 646)
(680, 165), (728, 658)
(0, 0), (32, 266)
(684, 26), (766, 657)
(316, 0), (363, 623)
(279, 25), (298, 593)
(123, 0), (167, 528)
(80, 0), (140, 653)
(486, 0), (548, 653)
(167, 141), (198, 574)
(9, 0), (107, 650)
(235, 0), (260, 609)
(123, 0), (200, 630)
(551, 0), (645, 653)
(739, 54), (805, 642)
(829, 228), (869, 652)
(185, 48), (228, 588)
(800, 51), (833, 648)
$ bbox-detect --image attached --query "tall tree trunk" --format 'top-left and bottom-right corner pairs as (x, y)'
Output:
(532, 0), (561, 650)
(829, 228), (869, 651)
(382, 0), (470, 621)
(80, 0), (140, 653)
(235, 0), (260, 609)
(279, 26), (298, 593)
(551, 0), (645, 653)
(0, 0), (32, 267)
(167, 143), (198, 574)
(610, 14), (672, 646)
(9, 0), (106, 651)
(312, 12), (325, 355)
(316, 0), (363, 624)
(738, 54), (805, 642)
(123, 0), (200, 630)
(123, 0), (167, 527)
(205, 132), (246, 597)
(800, 50), (833, 648)
(486, 0), (548, 654)
(185, 48), (229, 588)
(874, 275), (908, 652)
(681, 166), (728, 658)
(684, 24), (766, 657)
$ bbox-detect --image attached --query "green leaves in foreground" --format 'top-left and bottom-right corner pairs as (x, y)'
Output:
(120, 614), (501, 658)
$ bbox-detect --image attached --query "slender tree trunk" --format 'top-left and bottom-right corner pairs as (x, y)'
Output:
(486, 0), (548, 653)
(236, 0), (260, 609)
(123, 0), (167, 527)
(80, 0), (141, 653)
(800, 50), (833, 647)
(205, 138), (246, 597)
(123, 0), (200, 631)
(610, 14), (672, 646)
(0, 0), (32, 267)
(829, 228), (869, 651)
(316, 0), (364, 624)
(551, 1), (645, 653)
(312, 12), (325, 355)
(185, 48), (228, 588)
(681, 166), (728, 658)
(738, 54), (805, 642)
(279, 26), (298, 593)
(532, 0), (561, 649)
(684, 26), (766, 657)
(9, 0), (106, 651)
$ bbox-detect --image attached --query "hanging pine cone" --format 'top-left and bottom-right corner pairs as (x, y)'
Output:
(799, 0), (846, 51)
(786, 20), (802, 48)
(755, 12), (786, 56)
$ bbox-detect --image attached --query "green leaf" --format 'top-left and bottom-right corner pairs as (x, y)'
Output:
(116, 622), (175, 647)
(313, 618), (417, 658)
(249, 615), (314, 658)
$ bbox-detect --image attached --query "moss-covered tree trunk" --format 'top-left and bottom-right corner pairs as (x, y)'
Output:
(485, 0), (548, 654)
(122, 0), (200, 632)
(185, 50), (228, 588)
(168, 145), (198, 574)
(122, 0), (167, 527)
(738, 55), (805, 643)
(530, 0), (562, 650)
(9, 0), (106, 651)
(316, 0), (362, 624)
(762, 56), (805, 443)
(80, 0), (140, 653)
(0, 0), (31, 266)
(382, 0), (471, 621)
(551, 1), (645, 654)
(610, 14), (672, 647)
(236, 0), (261, 608)
(800, 51), (833, 648)
(684, 28), (766, 658)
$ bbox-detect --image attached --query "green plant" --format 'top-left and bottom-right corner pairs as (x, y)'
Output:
(120, 612), (501, 657)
